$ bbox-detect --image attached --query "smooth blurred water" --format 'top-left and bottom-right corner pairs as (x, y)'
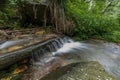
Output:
(52, 40), (120, 80)
(0, 39), (28, 50)
(3, 37), (119, 80)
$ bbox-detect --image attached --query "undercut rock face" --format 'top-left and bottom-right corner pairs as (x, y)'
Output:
(18, 0), (75, 35)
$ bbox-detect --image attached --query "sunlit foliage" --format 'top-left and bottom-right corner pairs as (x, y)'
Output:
(65, 0), (120, 42)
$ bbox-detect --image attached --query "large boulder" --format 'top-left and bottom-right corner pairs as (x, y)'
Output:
(41, 61), (115, 80)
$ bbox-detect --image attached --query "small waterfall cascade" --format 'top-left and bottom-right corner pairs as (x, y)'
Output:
(30, 37), (74, 66)
(30, 37), (120, 80)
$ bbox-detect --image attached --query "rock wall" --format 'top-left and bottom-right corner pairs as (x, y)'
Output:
(18, 0), (75, 35)
(18, 1), (52, 26)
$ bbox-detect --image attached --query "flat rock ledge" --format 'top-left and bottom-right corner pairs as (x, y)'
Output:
(41, 61), (115, 80)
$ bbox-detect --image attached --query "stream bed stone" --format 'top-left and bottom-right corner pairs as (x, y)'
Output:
(41, 61), (115, 80)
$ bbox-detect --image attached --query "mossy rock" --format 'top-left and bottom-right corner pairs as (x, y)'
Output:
(41, 61), (115, 80)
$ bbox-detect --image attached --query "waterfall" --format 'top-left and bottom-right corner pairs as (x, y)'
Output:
(31, 37), (73, 66)
(31, 37), (120, 80)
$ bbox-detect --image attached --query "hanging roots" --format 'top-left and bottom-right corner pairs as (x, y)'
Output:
(48, 0), (75, 35)
(33, 4), (37, 19)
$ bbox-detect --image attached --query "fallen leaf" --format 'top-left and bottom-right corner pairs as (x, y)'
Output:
(13, 65), (28, 75)
(8, 46), (23, 52)
(35, 30), (45, 35)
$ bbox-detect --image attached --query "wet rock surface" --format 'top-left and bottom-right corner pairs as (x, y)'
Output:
(41, 61), (115, 80)
(0, 38), (120, 80)
(53, 40), (120, 80)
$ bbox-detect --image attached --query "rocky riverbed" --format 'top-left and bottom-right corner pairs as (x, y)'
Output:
(0, 36), (119, 80)
(41, 61), (115, 80)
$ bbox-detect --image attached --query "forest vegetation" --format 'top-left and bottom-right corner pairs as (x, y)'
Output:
(0, 0), (120, 80)
(0, 0), (120, 42)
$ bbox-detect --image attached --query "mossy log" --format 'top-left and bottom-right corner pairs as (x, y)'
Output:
(0, 36), (60, 70)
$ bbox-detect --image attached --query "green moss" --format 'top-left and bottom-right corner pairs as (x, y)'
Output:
(41, 61), (115, 80)
(58, 61), (115, 80)
(0, 63), (24, 80)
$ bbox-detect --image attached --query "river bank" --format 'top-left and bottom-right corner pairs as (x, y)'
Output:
(0, 61), (116, 80)
(0, 34), (120, 80)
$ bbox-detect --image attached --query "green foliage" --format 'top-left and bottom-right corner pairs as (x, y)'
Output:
(74, 14), (118, 38)
(9, 0), (18, 4)
(0, 0), (9, 11)
(65, 0), (120, 42)
(0, 63), (23, 80)
(103, 31), (120, 43)
(0, 0), (20, 29)
(117, 13), (120, 26)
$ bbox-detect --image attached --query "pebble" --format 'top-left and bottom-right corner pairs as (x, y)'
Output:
(98, 75), (100, 78)
(81, 69), (84, 71)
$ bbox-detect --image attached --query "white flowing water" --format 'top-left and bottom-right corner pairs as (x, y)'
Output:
(3, 37), (119, 80)
(52, 40), (120, 80)
(0, 40), (27, 49)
